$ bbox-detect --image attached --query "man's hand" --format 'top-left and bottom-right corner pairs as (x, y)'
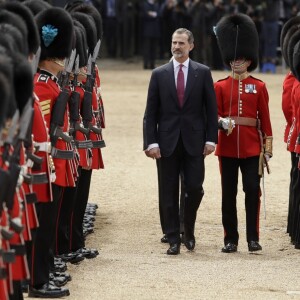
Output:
(203, 144), (215, 157)
(145, 147), (161, 159)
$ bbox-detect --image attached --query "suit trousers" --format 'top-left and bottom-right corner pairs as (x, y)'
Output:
(158, 136), (205, 244)
(157, 161), (185, 235)
(219, 156), (261, 245)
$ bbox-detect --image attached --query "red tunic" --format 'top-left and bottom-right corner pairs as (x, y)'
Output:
(282, 72), (296, 145)
(31, 95), (53, 202)
(34, 71), (76, 187)
(90, 89), (104, 170)
(292, 80), (300, 154)
(287, 79), (299, 153)
(20, 145), (39, 241)
(215, 75), (272, 158)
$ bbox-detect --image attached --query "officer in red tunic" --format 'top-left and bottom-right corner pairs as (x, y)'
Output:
(29, 7), (76, 298)
(214, 13), (273, 253)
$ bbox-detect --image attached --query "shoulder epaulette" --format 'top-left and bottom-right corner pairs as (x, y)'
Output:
(37, 73), (50, 83)
(249, 75), (263, 82)
(216, 76), (229, 82)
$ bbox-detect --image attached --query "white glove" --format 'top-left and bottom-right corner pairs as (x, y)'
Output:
(219, 117), (235, 130)
(264, 154), (270, 162)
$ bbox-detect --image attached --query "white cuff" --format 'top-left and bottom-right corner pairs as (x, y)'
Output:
(146, 143), (159, 151)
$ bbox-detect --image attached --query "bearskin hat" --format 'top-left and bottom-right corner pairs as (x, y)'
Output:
(73, 20), (88, 68)
(71, 12), (97, 55)
(292, 40), (300, 81)
(287, 30), (300, 76)
(64, 0), (84, 11)
(215, 13), (259, 72)
(23, 0), (52, 16)
(280, 16), (300, 67)
(0, 51), (16, 119)
(0, 23), (27, 55)
(0, 72), (9, 129)
(13, 55), (33, 114)
(0, 10), (28, 55)
(1, 2), (40, 54)
(36, 7), (74, 61)
(0, 55), (13, 127)
(68, 4), (103, 40)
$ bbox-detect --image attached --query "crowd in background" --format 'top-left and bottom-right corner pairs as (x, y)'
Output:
(50, 0), (300, 71)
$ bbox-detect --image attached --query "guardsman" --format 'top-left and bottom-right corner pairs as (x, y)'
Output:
(288, 32), (300, 250)
(0, 8), (38, 298)
(66, 3), (105, 255)
(29, 7), (76, 298)
(54, 15), (95, 261)
(214, 13), (273, 253)
(280, 18), (300, 247)
(0, 58), (13, 300)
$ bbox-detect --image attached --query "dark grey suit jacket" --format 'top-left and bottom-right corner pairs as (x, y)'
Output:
(143, 59), (218, 157)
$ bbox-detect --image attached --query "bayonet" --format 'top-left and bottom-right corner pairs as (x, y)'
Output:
(58, 49), (76, 88)
(73, 55), (80, 87)
(18, 100), (33, 141)
(92, 39), (101, 63)
(4, 110), (19, 146)
(31, 46), (41, 75)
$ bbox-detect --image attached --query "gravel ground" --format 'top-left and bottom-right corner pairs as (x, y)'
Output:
(26, 59), (300, 300)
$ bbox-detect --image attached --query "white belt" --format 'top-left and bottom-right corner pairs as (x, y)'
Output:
(34, 142), (51, 153)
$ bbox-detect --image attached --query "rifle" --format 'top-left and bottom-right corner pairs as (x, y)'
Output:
(81, 55), (93, 135)
(69, 55), (89, 138)
(5, 99), (34, 211)
(50, 49), (76, 147)
(82, 41), (103, 136)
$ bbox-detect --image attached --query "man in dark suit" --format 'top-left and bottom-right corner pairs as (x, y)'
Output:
(143, 28), (218, 255)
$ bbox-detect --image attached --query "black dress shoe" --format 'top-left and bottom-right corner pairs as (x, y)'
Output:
(184, 239), (195, 251)
(51, 272), (72, 282)
(167, 243), (180, 255)
(49, 273), (69, 287)
(51, 263), (67, 273)
(57, 253), (84, 264)
(161, 235), (168, 243)
(21, 282), (28, 293)
(28, 283), (70, 298)
(74, 247), (99, 259)
(248, 241), (262, 252)
(221, 243), (237, 253)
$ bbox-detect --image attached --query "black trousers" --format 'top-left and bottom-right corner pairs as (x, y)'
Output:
(143, 36), (158, 69)
(55, 185), (77, 255)
(219, 156), (261, 245)
(29, 184), (61, 287)
(71, 168), (92, 251)
(287, 152), (300, 241)
(158, 137), (205, 244)
(291, 166), (300, 244)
